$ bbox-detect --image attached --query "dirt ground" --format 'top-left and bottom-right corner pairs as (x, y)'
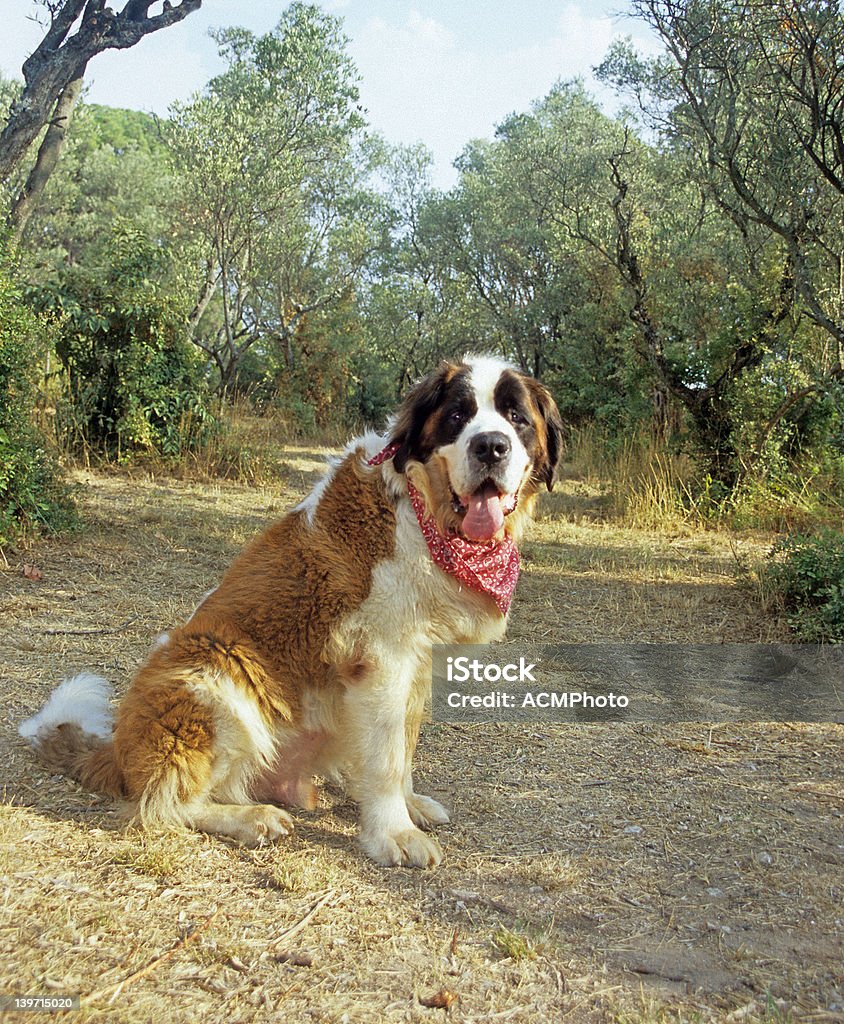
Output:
(1, 450), (842, 1023)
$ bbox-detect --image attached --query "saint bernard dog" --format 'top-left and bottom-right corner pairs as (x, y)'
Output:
(20, 355), (563, 868)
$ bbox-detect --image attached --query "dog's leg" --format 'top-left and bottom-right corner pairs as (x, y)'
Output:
(402, 672), (450, 830)
(189, 803), (293, 846)
(115, 672), (293, 847)
(343, 658), (443, 868)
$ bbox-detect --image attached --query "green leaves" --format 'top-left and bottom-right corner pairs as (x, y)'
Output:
(27, 226), (212, 458)
(0, 260), (75, 546)
(168, 3), (371, 393)
(767, 529), (844, 641)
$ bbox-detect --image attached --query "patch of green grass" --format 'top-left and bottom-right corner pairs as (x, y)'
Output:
(491, 925), (538, 961)
(111, 840), (181, 879)
(268, 858), (311, 893)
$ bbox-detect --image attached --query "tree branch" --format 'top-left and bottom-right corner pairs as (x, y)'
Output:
(0, 0), (202, 184)
(8, 71), (84, 242)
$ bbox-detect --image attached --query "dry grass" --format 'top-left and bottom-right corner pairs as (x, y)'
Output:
(564, 427), (700, 531)
(1, 456), (842, 1023)
(564, 425), (844, 534)
(165, 404), (348, 486)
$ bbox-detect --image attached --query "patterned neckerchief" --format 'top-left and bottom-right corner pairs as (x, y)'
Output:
(367, 442), (520, 615)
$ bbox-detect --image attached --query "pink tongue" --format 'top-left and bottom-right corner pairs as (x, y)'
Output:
(462, 482), (505, 541)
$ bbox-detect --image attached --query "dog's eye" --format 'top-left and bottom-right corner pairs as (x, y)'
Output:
(448, 410), (465, 425)
(509, 408), (528, 426)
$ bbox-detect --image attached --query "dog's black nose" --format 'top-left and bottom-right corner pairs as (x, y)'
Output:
(469, 431), (511, 467)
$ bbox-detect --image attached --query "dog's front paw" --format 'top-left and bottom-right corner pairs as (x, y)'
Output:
(360, 826), (443, 868)
(406, 793), (450, 829)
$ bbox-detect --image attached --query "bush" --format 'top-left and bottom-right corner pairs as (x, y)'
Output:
(346, 349), (396, 429)
(30, 226), (213, 459)
(765, 529), (844, 642)
(0, 264), (75, 546)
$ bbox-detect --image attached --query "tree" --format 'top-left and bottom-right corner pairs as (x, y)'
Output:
(601, 1), (844, 457)
(169, 3), (373, 393)
(0, 260), (74, 544)
(13, 103), (178, 273)
(30, 224), (211, 456)
(428, 87), (642, 428)
(445, 116), (613, 383)
(9, 74), (84, 244)
(0, 0), (202, 229)
(359, 143), (481, 402)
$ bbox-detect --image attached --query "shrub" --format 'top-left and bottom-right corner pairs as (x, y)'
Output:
(30, 226), (213, 459)
(0, 263), (75, 546)
(346, 349), (396, 429)
(765, 530), (844, 642)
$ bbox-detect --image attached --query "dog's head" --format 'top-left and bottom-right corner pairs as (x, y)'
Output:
(388, 355), (565, 542)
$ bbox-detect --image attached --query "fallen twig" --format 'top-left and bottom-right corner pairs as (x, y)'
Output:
(580, 777), (635, 788)
(83, 907), (220, 1005)
(271, 888), (337, 949)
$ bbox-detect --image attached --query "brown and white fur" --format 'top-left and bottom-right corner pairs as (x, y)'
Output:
(20, 355), (564, 868)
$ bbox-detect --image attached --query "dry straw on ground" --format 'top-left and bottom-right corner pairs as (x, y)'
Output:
(1, 450), (841, 1023)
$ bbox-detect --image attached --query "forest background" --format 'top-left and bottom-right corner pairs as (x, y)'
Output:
(1, 0), (842, 638)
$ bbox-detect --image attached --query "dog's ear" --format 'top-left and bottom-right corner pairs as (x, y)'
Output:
(524, 378), (566, 491)
(390, 361), (455, 473)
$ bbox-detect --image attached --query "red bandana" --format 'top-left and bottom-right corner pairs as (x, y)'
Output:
(367, 442), (520, 615)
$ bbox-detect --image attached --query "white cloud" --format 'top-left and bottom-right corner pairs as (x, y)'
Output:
(350, 2), (660, 190)
(405, 9), (456, 50)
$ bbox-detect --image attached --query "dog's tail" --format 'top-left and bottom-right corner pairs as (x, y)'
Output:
(19, 673), (125, 798)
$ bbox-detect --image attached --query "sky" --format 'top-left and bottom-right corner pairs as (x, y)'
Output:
(0, 1), (661, 190)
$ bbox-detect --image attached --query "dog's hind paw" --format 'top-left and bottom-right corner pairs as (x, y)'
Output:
(192, 803), (294, 846)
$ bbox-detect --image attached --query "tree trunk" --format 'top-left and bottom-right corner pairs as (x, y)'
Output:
(0, 67), (83, 183)
(0, 0), (201, 183)
(9, 73), (85, 243)
(188, 260), (219, 336)
(651, 383), (673, 441)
